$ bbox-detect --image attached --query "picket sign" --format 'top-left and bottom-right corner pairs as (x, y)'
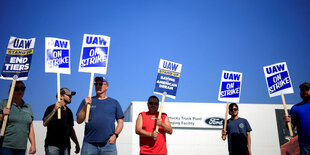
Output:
(45, 37), (71, 119)
(0, 80), (16, 136)
(218, 70), (243, 141)
(263, 62), (294, 138)
(0, 37), (36, 136)
(153, 59), (182, 140)
(78, 34), (111, 123)
(154, 59), (182, 99)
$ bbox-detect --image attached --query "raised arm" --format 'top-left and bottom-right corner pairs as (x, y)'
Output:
(157, 116), (173, 134)
(77, 97), (91, 124)
(135, 114), (159, 139)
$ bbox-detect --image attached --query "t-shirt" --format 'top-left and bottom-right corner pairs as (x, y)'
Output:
(290, 101), (310, 146)
(139, 112), (167, 155)
(76, 97), (124, 143)
(43, 104), (74, 149)
(0, 99), (33, 150)
(227, 117), (252, 155)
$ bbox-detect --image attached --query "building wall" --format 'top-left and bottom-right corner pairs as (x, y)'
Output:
(28, 102), (293, 155)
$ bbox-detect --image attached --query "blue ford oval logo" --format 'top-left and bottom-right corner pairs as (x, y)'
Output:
(205, 117), (224, 126)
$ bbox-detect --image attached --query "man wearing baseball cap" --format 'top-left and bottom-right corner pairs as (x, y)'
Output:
(284, 82), (310, 155)
(43, 88), (80, 155)
(77, 76), (124, 155)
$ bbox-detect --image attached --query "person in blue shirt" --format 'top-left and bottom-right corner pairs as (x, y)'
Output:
(284, 82), (310, 155)
(222, 103), (252, 155)
(76, 76), (124, 155)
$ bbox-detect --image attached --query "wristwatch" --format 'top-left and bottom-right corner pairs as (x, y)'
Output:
(113, 132), (119, 138)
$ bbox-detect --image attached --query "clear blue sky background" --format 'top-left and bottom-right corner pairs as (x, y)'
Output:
(0, 0), (309, 120)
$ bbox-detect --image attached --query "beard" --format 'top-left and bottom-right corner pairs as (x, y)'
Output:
(301, 95), (310, 101)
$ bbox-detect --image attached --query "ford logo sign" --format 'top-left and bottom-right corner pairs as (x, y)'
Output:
(205, 117), (224, 126)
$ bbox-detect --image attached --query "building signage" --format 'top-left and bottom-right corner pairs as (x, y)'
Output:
(169, 115), (224, 129)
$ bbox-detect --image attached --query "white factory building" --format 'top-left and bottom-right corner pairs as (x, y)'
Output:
(31, 102), (295, 155)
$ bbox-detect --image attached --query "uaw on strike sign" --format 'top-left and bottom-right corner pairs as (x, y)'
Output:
(154, 59), (182, 99)
(79, 34), (110, 74)
(218, 70), (242, 103)
(0, 37), (36, 80)
(263, 62), (293, 98)
(45, 37), (70, 74)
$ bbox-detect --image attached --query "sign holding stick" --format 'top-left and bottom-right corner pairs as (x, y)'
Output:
(45, 37), (71, 119)
(79, 34), (111, 123)
(153, 59), (182, 140)
(154, 92), (167, 137)
(85, 73), (94, 123)
(263, 62), (294, 137)
(222, 102), (229, 140)
(0, 80), (16, 136)
(218, 70), (243, 140)
(0, 36), (36, 136)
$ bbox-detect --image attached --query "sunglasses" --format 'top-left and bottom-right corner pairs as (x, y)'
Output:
(148, 102), (159, 106)
(229, 108), (238, 111)
(300, 87), (310, 92)
(15, 86), (26, 92)
(94, 83), (103, 86)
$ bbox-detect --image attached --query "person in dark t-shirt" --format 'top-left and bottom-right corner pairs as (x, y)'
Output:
(43, 88), (80, 155)
(222, 103), (252, 155)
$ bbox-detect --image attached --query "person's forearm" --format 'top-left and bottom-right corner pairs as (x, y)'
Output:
(247, 133), (251, 153)
(136, 128), (153, 137)
(70, 127), (79, 145)
(160, 123), (172, 134)
(76, 105), (87, 124)
(29, 123), (36, 148)
(0, 114), (4, 122)
(43, 109), (56, 126)
(114, 119), (123, 134)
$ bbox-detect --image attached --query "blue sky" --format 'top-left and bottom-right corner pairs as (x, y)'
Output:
(0, 0), (310, 120)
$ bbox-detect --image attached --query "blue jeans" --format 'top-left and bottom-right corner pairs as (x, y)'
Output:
(45, 146), (70, 155)
(300, 145), (310, 155)
(81, 141), (117, 155)
(0, 147), (25, 155)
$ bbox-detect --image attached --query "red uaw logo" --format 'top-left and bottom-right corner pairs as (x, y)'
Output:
(205, 117), (224, 126)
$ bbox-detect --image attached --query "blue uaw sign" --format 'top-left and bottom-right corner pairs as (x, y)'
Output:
(154, 59), (182, 99)
(79, 34), (110, 74)
(263, 62), (294, 98)
(45, 37), (70, 74)
(218, 70), (243, 103)
(0, 36), (36, 80)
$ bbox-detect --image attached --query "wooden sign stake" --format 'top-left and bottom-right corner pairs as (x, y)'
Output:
(0, 80), (16, 136)
(281, 94), (293, 137)
(85, 73), (94, 123)
(57, 72), (61, 119)
(222, 102), (229, 140)
(154, 92), (166, 140)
